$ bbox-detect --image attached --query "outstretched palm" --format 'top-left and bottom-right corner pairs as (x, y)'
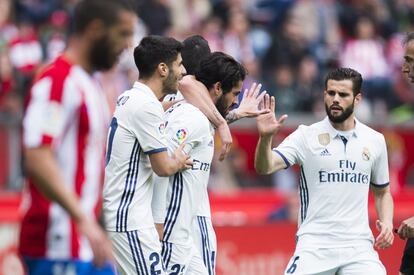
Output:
(256, 95), (288, 137)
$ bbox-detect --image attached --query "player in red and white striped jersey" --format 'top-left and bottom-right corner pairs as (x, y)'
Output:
(19, 1), (136, 274)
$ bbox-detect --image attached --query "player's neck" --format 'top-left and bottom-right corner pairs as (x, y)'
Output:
(64, 37), (93, 74)
(138, 78), (164, 100)
(329, 115), (356, 131)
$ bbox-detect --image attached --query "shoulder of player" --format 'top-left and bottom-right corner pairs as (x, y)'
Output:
(168, 103), (208, 125)
(355, 120), (384, 140)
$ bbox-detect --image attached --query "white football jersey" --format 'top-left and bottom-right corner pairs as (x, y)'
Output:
(152, 101), (214, 245)
(103, 81), (168, 232)
(274, 117), (389, 249)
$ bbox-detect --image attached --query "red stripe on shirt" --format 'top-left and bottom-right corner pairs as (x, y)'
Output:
(71, 95), (89, 257)
(19, 179), (51, 257)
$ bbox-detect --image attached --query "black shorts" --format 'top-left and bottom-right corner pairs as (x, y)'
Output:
(400, 238), (414, 275)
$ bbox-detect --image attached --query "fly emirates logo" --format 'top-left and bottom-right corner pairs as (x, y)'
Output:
(318, 160), (369, 184)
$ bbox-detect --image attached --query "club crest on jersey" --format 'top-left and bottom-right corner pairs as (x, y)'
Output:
(158, 123), (166, 135)
(318, 133), (330, 146)
(362, 147), (370, 161)
(175, 128), (188, 143)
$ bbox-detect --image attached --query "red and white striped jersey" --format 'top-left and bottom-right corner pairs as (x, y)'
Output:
(19, 55), (109, 260)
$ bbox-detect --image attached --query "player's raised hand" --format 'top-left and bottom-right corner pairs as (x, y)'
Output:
(256, 94), (287, 137)
(229, 83), (270, 120)
(77, 217), (114, 267)
(375, 219), (394, 249)
(175, 142), (193, 170)
(397, 216), (414, 240)
(216, 122), (232, 161)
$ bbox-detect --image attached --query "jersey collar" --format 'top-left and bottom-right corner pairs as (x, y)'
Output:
(323, 116), (360, 140)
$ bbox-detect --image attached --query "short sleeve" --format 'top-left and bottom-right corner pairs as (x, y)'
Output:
(23, 77), (74, 148)
(274, 126), (306, 167)
(370, 135), (390, 187)
(130, 102), (168, 154)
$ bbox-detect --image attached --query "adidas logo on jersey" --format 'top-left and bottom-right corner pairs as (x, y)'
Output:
(320, 148), (331, 156)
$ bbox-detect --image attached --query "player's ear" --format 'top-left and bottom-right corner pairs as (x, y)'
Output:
(354, 92), (362, 105)
(85, 19), (105, 40)
(158, 62), (169, 78)
(213, 82), (222, 97)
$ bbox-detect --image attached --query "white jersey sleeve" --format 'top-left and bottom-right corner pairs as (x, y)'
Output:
(130, 101), (168, 154)
(370, 135), (390, 187)
(274, 125), (307, 167)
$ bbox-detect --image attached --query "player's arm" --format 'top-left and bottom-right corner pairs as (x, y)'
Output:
(24, 146), (113, 266)
(254, 95), (288, 175)
(371, 185), (394, 249)
(226, 83), (269, 124)
(149, 143), (192, 177)
(179, 75), (231, 161)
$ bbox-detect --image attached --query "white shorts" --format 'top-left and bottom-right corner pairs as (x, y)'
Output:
(162, 241), (208, 275)
(192, 216), (217, 275)
(108, 228), (165, 275)
(284, 244), (385, 275)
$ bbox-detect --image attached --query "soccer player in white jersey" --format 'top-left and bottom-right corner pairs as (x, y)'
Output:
(102, 35), (193, 275)
(398, 32), (414, 275)
(152, 52), (247, 274)
(255, 68), (394, 274)
(20, 1), (135, 274)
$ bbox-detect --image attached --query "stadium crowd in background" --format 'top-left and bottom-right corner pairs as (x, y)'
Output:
(1, 1), (414, 188)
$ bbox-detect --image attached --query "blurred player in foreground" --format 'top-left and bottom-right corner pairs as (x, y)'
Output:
(398, 32), (414, 275)
(20, 0), (135, 274)
(102, 35), (192, 274)
(255, 68), (394, 274)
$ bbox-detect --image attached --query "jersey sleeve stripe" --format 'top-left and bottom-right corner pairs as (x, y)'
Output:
(370, 182), (390, 188)
(144, 147), (167, 155)
(272, 149), (291, 168)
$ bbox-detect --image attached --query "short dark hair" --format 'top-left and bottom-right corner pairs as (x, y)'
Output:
(324, 68), (363, 96)
(134, 35), (183, 79)
(403, 32), (414, 45)
(72, 0), (132, 35)
(181, 35), (211, 75)
(195, 52), (246, 94)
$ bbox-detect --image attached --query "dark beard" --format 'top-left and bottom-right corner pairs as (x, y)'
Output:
(215, 95), (231, 117)
(89, 35), (118, 71)
(325, 100), (354, 123)
(162, 69), (178, 95)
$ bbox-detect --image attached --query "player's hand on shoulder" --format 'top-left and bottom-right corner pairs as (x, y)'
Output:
(77, 216), (114, 267)
(174, 143), (193, 170)
(397, 216), (414, 240)
(375, 219), (394, 249)
(256, 94), (288, 137)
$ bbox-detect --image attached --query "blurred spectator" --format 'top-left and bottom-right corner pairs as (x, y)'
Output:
(169, 0), (211, 36)
(295, 55), (323, 113)
(223, 9), (256, 64)
(266, 64), (299, 114)
(340, 15), (395, 111)
(9, 20), (42, 98)
(137, 0), (171, 35)
(262, 14), (310, 76)
(40, 10), (69, 62)
(14, 0), (61, 24)
(268, 191), (299, 223)
(200, 16), (223, 52)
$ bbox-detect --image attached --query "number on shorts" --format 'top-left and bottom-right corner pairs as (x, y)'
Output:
(149, 252), (162, 275)
(105, 117), (118, 166)
(170, 264), (185, 275)
(287, 256), (299, 274)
